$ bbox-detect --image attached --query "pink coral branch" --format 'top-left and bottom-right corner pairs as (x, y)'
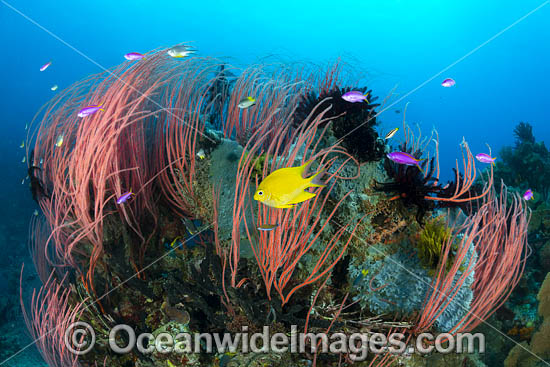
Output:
(20, 266), (87, 367)
(416, 183), (529, 334)
(221, 97), (362, 305)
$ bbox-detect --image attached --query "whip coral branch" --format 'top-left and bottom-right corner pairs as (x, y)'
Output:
(154, 57), (223, 218)
(380, 116), (493, 223)
(221, 98), (361, 305)
(28, 214), (55, 284)
(399, 107), (492, 205)
(416, 183), (530, 334)
(424, 138), (493, 204)
(20, 266), (86, 367)
(28, 51), (222, 291)
(221, 64), (304, 147)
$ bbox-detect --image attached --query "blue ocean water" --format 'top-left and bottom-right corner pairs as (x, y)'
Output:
(0, 1), (548, 366)
(1, 1), (549, 191)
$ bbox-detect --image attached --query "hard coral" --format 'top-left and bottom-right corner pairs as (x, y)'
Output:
(350, 239), (475, 332)
(507, 325), (535, 341)
(293, 86), (385, 163)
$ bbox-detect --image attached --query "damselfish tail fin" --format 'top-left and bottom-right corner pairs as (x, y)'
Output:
(308, 168), (326, 188)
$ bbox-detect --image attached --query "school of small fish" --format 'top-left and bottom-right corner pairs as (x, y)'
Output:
(26, 46), (537, 233)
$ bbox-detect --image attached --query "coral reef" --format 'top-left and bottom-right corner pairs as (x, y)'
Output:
(413, 216), (455, 271)
(504, 272), (550, 366)
(19, 52), (530, 367)
(481, 121), (550, 363)
(375, 138), (485, 224)
(494, 121), (550, 200)
(349, 236), (476, 332)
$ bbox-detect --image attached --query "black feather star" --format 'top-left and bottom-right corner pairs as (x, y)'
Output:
(375, 142), (482, 224)
(28, 149), (50, 203)
(293, 86), (385, 163)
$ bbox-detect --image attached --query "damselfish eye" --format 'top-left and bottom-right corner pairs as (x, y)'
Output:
(257, 190), (264, 196)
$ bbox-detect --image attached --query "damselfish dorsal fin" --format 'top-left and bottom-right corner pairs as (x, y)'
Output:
(279, 159), (314, 179)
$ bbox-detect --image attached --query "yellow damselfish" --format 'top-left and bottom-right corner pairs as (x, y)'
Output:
(253, 159), (325, 209)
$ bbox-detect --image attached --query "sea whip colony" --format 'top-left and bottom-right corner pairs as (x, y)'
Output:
(21, 50), (529, 367)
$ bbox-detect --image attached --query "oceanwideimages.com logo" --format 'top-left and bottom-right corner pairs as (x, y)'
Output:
(65, 323), (485, 361)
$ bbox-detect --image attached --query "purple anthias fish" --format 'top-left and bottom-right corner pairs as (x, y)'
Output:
(124, 52), (144, 61)
(116, 191), (134, 204)
(523, 189), (533, 201)
(475, 153), (496, 165)
(78, 103), (105, 118)
(40, 61), (51, 72)
(342, 91), (369, 103)
(441, 78), (455, 87)
(387, 152), (423, 171)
